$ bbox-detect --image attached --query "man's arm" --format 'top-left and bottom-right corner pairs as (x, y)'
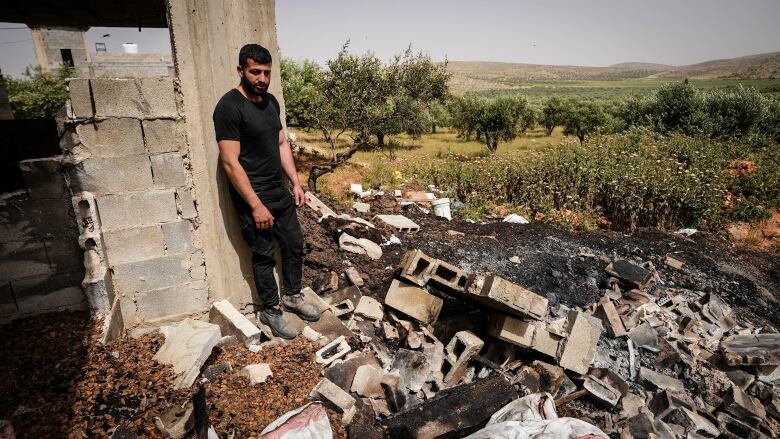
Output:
(218, 139), (275, 229)
(278, 130), (307, 207)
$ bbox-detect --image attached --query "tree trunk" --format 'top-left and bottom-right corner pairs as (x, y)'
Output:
(431, 124), (437, 134)
(377, 132), (385, 146)
(307, 137), (366, 193)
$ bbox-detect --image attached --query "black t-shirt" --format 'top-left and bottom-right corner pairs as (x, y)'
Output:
(213, 89), (284, 199)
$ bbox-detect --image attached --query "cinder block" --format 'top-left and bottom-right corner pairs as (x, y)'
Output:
(442, 331), (484, 388)
(176, 188), (197, 219)
(558, 310), (603, 375)
(72, 192), (101, 235)
(162, 220), (193, 253)
(43, 236), (84, 274)
(427, 259), (469, 293)
(398, 249), (436, 286)
(134, 280), (208, 321)
(96, 189), (178, 229)
(102, 225), (165, 265)
(83, 266), (114, 310)
(0, 195), (76, 243)
(151, 153), (187, 188)
(19, 158), (68, 200)
(190, 251), (206, 280)
(209, 299), (262, 345)
(532, 325), (563, 358)
(92, 78), (178, 118)
(67, 78), (93, 118)
(477, 276), (548, 320)
(143, 119), (186, 154)
(112, 253), (191, 293)
(74, 118), (145, 157)
(15, 285), (86, 314)
(69, 155), (153, 196)
(0, 240), (52, 280)
(384, 279), (443, 324)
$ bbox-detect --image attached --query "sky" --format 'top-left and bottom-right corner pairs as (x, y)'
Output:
(2, 0), (780, 78)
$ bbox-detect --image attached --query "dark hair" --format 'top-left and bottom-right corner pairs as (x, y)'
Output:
(239, 44), (272, 67)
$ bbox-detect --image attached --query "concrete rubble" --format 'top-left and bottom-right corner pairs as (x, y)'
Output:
(50, 191), (777, 438)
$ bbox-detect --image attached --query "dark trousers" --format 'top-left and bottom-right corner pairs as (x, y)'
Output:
(238, 186), (304, 308)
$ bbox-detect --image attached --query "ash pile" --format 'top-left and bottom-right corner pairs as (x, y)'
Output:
(297, 192), (780, 438)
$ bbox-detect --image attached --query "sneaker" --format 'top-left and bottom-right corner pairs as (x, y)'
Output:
(282, 293), (322, 322)
(257, 306), (298, 339)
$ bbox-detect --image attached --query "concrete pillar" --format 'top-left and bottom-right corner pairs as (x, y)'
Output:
(166, 0), (286, 313)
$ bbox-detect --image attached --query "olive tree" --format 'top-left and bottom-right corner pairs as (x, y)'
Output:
(561, 99), (609, 144)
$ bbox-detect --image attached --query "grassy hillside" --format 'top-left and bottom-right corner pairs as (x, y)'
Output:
(448, 52), (780, 100)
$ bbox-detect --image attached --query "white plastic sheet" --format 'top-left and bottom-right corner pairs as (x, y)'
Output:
(465, 393), (608, 439)
(259, 403), (332, 439)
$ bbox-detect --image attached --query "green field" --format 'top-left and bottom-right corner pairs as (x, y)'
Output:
(469, 77), (780, 102)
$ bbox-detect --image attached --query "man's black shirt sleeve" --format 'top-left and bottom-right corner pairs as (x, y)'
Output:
(213, 98), (242, 142)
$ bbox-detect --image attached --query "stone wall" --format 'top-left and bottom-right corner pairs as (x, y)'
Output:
(0, 157), (85, 322)
(63, 77), (208, 331)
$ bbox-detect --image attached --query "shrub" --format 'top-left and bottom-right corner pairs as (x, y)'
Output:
(6, 64), (78, 119)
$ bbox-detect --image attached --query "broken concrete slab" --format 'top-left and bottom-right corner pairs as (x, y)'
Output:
(238, 363), (273, 385)
(628, 322), (659, 349)
(723, 384), (767, 423)
(639, 367), (684, 392)
(532, 361), (566, 396)
(558, 311), (603, 375)
(304, 191), (337, 218)
(716, 412), (769, 439)
(339, 233), (382, 260)
(154, 319), (221, 389)
(350, 364), (387, 398)
(699, 293), (736, 331)
(321, 285), (362, 307)
(463, 275), (549, 320)
(665, 407), (719, 437)
(384, 279), (443, 324)
(649, 390), (695, 420)
(309, 378), (356, 424)
(209, 299), (262, 346)
(374, 214), (420, 232)
(721, 333), (780, 366)
(379, 375), (517, 438)
(594, 295), (627, 337)
(352, 202), (370, 213)
(354, 296), (383, 321)
(605, 259), (652, 289)
(392, 348), (431, 393)
(325, 352), (380, 391)
(665, 255), (685, 270)
(330, 299), (355, 317)
(584, 368), (628, 407)
(487, 315), (562, 359)
(153, 402), (194, 439)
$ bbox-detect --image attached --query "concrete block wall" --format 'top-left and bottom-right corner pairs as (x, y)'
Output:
(64, 77), (208, 330)
(0, 157), (86, 322)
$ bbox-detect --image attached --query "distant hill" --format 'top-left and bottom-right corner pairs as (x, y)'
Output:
(447, 52), (780, 92)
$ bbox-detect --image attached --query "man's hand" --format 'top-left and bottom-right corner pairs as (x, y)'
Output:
(292, 184), (308, 207)
(252, 203), (274, 230)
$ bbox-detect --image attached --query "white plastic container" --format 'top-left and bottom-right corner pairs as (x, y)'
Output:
(122, 43), (139, 54)
(432, 198), (452, 220)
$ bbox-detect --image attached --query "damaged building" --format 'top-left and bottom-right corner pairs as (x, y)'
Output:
(1, 1), (780, 438)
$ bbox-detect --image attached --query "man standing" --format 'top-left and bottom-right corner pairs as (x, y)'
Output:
(213, 44), (320, 339)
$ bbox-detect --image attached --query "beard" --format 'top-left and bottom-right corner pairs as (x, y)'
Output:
(240, 74), (267, 96)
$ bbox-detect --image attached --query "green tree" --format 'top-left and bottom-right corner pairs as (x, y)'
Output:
(448, 94), (482, 140)
(540, 96), (568, 136)
(6, 64), (78, 119)
(652, 80), (705, 135)
(704, 85), (766, 139)
(562, 99), (609, 144)
(475, 95), (532, 154)
(303, 44), (452, 191)
(428, 102), (451, 133)
(280, 58), (322, 127)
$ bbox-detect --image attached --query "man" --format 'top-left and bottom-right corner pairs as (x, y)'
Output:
(213, 44), (320, 339)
